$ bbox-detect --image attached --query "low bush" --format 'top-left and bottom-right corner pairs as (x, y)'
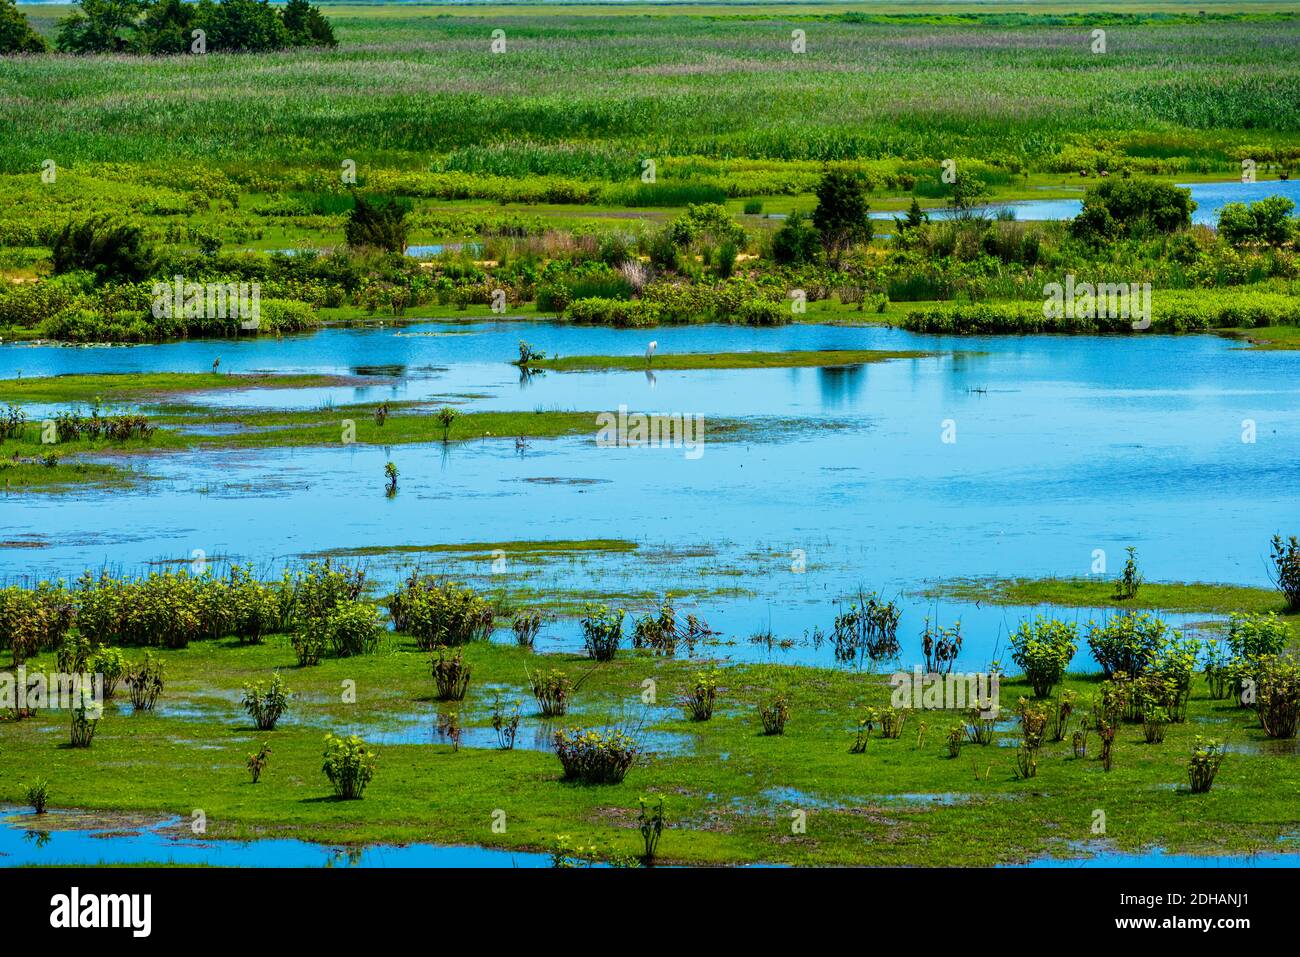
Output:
(581, 603), (624, 662)
(1187, 737), (1225, 793)
(554, 728), (638, 784)
(241, 673), (290, 730)
(1010, 616), (1079, 698)
(322, 733), (377, 800)
(431, 650), (472, 702)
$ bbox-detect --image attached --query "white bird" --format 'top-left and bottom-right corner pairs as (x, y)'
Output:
(646, 341), (657, 364)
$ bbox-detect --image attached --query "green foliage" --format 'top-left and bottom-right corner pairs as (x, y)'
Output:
(1225, 611), (1289, 660)
(388, 575), (494, 650)
(125, 651), (164, 711)
(553, 728), (637, 784)
(52, 217), (156, 284)
(1270, 534), (1300, 611)
(637, 796), (665, 865)
(321, 733), (376, 800)
(666, 203), (745, 250)
(1087, 612), (1173, 679)
(0, 0), (48, 52)
(1218, 197), (1297, 247)
(247, 741), (271, 783)
(580, 603), (624, 662)
(1070, 178), (1195, 241)
(26, 779), (49, 814)
(812, 169), (873, 266)
(526, 667), (574, 717)
(69, 686), (103, 747)
(241, 672), (290, 730)
(344, 195), (410, 253)
(1009, 616), (1079, 698)
(681, 667), (720, 721)
(1253, 654), (1300, 739)
(1187, 737), (1225, 793)
(770, 211), (821, 266)
(280, 0), (335, 48)
(431, 650), (472, 702)
(759, 694), (789, 735)
(1115, 546), (1143, 599)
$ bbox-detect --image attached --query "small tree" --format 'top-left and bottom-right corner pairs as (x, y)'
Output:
(344, 195), (410, 253)
(55, 0), (140, 54)
(812, 169), (872, 267)
(281, 0), (335, 47)
(0, 0), (48, 52)
(770, 211), (821, 265)
(948, 174), (992, 220)
(52, 216), (156, 283)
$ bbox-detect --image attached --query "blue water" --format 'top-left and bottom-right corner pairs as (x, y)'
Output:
(0, 808), (552, 867)
(3, 319), (1297, 669)
(866, 178), (1300, 225)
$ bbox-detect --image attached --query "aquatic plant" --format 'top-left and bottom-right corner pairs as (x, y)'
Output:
(1253, 654), (1300, 739)
(831, 589), (901, 668)
(631, 595), (712, 657)
(1071, 721), (1089, 759)
(554, 728), (638, 784)
(322, 601), (382, 658)
(1115, 546), (1143, 599)
(0, 581), (75, 665)
(436, 406), (458, 442)
(1086, 612), (1171, 679)
(526, 667), (575, 718)
(965, 706), (997, 746)
(291, 618), (326, 666)
(921, 618), (963, 675)
(580, 603), (624, 662)
(384, 461), (398, 496)
(26, 779), (48, 814)
(1010, 616), (1078, 698)
(1141, 698), (1170, 744)
(1098, 721), (1117, 772)
(945, 723), (964, 758)
(389, 575), (494, 650)
(322, 733), (377, 800)
(1187, 737), (1225, 793)
(680, 668), (720, 721)
(1047, 689), (1077, 743)
(89, 644), (127, 699)
(431, 650), (472, 702)
(241, 673), (290, 731)
(638, 795), (666, 866)
(248, 741), (271, 784)
(490, 695), (522, 751)
(759, 695), (789, 735)
(436, 710), (462, 751)
(125, 651), (164, 711)
(511, 610), (542, 649)
(1203, 638), (1233, 700)
(1270, 534), (1300, 611)
(69, 687), (102, 747)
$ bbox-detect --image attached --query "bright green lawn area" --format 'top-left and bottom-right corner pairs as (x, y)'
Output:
(921, 576), (1296, 620)
(5, 634), (1298, 866)
(0, 372), (372, 405)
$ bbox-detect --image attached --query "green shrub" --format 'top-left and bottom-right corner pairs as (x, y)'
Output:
(1218, 197), (1296, 247)
(1008, 616), (1081, 696)
(241, 673), (290, 730)
(1270, 534), (1300, 611)
(52, 216), (156, 283)
(0, 0), (47, 52)
(554, 728), (638, 784)
(759, 695), (789, 735)
(1253, 655), (1300, 739)
(431, 650), (471, 701)
(527, 667), (574, 717)
(26, 778), (49, 814)
(320, 600), (381, 657)
(69, 686), (102, 747)
(125, 651), (164, 712)
(1070, 179), (1195, 241)
(1187, 737), (1225, 793)
(322, 733), (377, 799)
(1086, 612), (1172, 678)
(580, 603), (624, 661)
(681, 668), (720, 721)
(388, 576), (494, 649)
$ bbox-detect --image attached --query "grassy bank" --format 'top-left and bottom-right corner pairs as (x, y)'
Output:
(0, 372), (380, 405)
(4, 634), (1297, 866)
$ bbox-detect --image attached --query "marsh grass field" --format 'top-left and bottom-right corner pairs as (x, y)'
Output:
(2, 1), (1300, 878)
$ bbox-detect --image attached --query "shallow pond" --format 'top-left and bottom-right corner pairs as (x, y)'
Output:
(3, 316), (1298, 671)
(0, 808), (552, 868)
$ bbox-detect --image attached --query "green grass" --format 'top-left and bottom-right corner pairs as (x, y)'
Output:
(0, 459), (139, 491)
(921, 575), (1295, 618)
(0, 372), (379, 405)
(1219, 325), (1300, 350)
(4, 634), (1297, 866)
(527, 348), (936, 371)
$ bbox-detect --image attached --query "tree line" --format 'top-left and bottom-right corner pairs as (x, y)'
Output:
(1, 0), (336, 54)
